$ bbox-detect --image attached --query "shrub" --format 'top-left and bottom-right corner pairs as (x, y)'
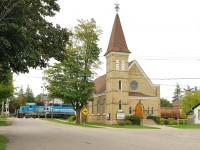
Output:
(125, 115), (141, 125)
(146, 116), (160, 124)
(164, 119), (169, 125)
(67, 116), (76, 122)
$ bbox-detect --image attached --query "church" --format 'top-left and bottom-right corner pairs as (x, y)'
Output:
(87, 11), (160, 124)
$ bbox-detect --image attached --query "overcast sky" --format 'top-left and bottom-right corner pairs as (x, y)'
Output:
(14, 0), (200, 101)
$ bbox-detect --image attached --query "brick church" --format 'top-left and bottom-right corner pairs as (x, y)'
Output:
(87, 12), (160, 124)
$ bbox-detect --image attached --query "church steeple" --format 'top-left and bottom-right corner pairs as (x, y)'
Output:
(104, 13), (131, 56)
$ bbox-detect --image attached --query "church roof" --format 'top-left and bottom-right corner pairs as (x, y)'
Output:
(94, 74), (106, 93)
(104, 13), (131, 56)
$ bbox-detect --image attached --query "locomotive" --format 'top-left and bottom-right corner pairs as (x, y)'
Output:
(18, 102), (75, 118)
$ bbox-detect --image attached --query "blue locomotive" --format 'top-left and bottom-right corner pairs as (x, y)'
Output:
(18, 102), (75, 118)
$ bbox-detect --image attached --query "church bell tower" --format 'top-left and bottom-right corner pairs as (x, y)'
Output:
(105, 4), (131, 123)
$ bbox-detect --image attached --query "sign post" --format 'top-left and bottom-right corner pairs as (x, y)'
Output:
(81, 108), (89, 125)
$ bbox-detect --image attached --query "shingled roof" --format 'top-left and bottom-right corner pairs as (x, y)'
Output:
(104, 13), (131, 56)
(94, 75), (106, 93)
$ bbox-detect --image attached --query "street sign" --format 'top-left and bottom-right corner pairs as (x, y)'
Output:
(82, 108), (89, 115)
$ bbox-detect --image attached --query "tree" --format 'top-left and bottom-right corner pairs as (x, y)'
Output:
(25, 85), (35, 102)
(9, 86), (26, 113)
(160, 98), (173, 107)
(172, 83), (182, 102)
(0, 70), (14, 103)
(182, 90), (200, 114)
(44, 18), (102, 124)
(0, 0), (69, 75)
(0, 0), (22, 21)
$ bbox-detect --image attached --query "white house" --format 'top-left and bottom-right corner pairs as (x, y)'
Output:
(187, 103), (200, 124)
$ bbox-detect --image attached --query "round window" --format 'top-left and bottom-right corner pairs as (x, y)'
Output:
(130, 80), (138, 90)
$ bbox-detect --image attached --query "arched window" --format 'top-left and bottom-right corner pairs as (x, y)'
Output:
(119, 80), (122, 90)
(116, 60), (119, 70)
(97, 100), (100, 114)
(147, 107), (150, 115)
(103, 99), (106, 114)
(151, 107), (154, 115)
(122, 60), (125, 70)
(92, 101), (94, 114)
(129, 107), (132, 115)
(119, 100), (122, 110)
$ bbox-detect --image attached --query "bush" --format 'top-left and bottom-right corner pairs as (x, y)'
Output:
(67, 116), (76, 122)
(164, 119), (169, 125)
(125, 115), (141, 125)
(146, 116), (160, 124)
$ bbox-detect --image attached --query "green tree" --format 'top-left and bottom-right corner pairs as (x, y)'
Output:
(172, 83), (182, 102)
(25, 85), (35, 102)
(0, 0), (69, 75)
(9, 86), (26, 113)
(182, 90), (200, 114)
(0, 70), (14, 103)
(0, 0), (22, 21)
(160, 98), (173, 107)
(44, 18), (102, 124)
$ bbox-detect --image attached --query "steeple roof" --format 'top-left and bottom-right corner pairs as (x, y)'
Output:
(104, 13), (131, 56)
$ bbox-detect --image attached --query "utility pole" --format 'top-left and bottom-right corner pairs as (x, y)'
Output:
(1, 101), (4, 116)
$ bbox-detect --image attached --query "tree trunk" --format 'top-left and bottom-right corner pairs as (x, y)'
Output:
(76, 108), (81, 124)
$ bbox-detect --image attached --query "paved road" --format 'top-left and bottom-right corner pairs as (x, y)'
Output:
(1, 118), (200, 150)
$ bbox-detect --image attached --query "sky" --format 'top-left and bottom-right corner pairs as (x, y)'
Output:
(14, 0), (200, 101)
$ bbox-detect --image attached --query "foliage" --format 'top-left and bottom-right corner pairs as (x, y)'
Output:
(24, 85), (35, 102)
(183, 86), (198, 94)
(0, 0), (69, 74)
(0, 70), (14, 103)
(159, 118), (187, 125)
(146, 116), (160, 124)
(67, 116), (76, 122)
(9, 86), (36, 113)
(0, 135), (9, 150)
(160, 98), (173, 107)
(172, 83), (182, 102)
(125, 115), (141, 125)
(44, 18), (102, 124)
(181, 90), (200, 114)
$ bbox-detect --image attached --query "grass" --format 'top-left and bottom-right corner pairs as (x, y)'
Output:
(0, 135), (8, 150)
(0, 118), (9, 150)
(41, 118), (159, 129)
(0, 118), (12, 126)
(169, 124), (200, 129)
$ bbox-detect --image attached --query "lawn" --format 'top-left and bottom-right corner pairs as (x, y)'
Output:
(170, 124), (200, 129)
(0, 135), (8, 150)
(0, 118), (12, 126)
(0, 118), (9, 150)
(41, 118), (159, 129)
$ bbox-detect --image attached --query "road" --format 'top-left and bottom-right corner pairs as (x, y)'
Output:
(0, 118), (200, 150)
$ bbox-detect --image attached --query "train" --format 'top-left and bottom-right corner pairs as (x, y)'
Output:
(18, 102), (75, 118)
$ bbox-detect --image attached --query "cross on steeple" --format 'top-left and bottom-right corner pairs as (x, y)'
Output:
(114, 2), (120, 13)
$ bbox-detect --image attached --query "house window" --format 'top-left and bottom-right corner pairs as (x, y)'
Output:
(151, 107), (154, 115)
(103, 99), (106, 114)
(119, 100), (122, 110)
(97, 100), (100, 115)
(116, 60), (119, 70)
(92, 101), (94, 114)
(198, 109), (200, 120)
(119, 80), (122, 90)
(129, 107), (132, 115)
(122, 60), (125, 70)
